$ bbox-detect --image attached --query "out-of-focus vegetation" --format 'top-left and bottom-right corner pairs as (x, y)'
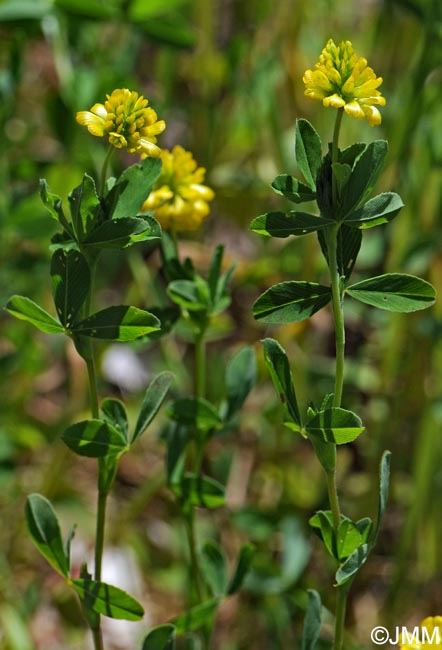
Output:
(0, 0), (441, 648)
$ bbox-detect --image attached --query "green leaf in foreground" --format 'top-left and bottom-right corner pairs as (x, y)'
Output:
(250, 211), (334, 238)
(372, 450), (391, 546)
(346, 274), (436, 312)
(62, 419), (128, 458)
(71, 578), (144, 620)
(100, 399), (128, 442)
(142, 624), (176, 650)
(72, 306), (161, 340)
(253, 281), (331, 324)
(50, 249), (90, 327)
(301, 590), (322, 650)
(335, 543), (370, 586)
(262, 338), (301, 427)
(6, 296), (64, 335)
(83, 216), (161, 248)
(173, 599), (220, 634)
(295, 119), (323, 190)
(25, 494), (69, 577)
(344, 192), (403, 229)
(132, 371), (175, 444)
(305, 408), (364, 445)
(271, 174), (316, 203)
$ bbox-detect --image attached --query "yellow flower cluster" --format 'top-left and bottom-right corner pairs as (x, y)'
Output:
(400, 617), (442, 649)
(142, 145), (215, 232)
(303, 39), (386, 126)
(76, 89), (165, 157)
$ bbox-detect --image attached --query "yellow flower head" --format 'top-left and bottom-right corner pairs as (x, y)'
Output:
(303, 39), (386, 127)
(400, 617), (442, 649)
(76, 88), (166, 157)
(142, 145), (215, 232)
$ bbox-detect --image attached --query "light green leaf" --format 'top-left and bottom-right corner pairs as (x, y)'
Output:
(372, 450), (391, 546)
(250, 211), (334, 238)
(71, 578), (144, 620)
(301, 590), (322, 650)
(262, 338), (301, 427)
(305, 408), (364, 444)
(201, 542), (227, 596)
(132, 371), (174, 443)
(40, 179), (72, 234)
(173, 599), (220, 634)
(225, 347), (256, 419)
(168, 398), (222, 432)
(72, 306), (160, 340)
(335, 544), (370, 586)
(346, 273), (436, 312)
(6, 296), (64, 335)
(83, 216), (161, 248)
(25, 494), (69, 577)
(344, 192), (403, 229)
(226, 543), (255, 595)
(167, 279), (210, 312)
(106, 157), (162, 219)
(253, 281), (331, 324)
(271, 174), (316, 203)
(142, 624), (176, 650)
(62, 419), (127, 458)
(295, 119), (323, 190)
(50, 249), (90, 328)
(173, 473), (225, 509)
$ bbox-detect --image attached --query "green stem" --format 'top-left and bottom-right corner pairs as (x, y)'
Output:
(327, 223), (346, 408)
(100, 145), (114, 196)
(91, 626), (104, 650)
(86, 356), (99, 419)
(333, 586), (348, 650)
(185, 511), (205, 604)
(326, 469), (341, 531)
(94, 490), (108, 583)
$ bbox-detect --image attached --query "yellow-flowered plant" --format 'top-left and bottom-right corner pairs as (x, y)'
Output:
(142, 145), (215, 232)
(303, 39), (386, 126)
(76, 88), (166, 157)
(400, 617), (442, 649)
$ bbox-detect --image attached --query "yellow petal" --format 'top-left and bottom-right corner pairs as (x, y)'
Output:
(343, 100), (365, 120)
(323, 94), (345, 108)
(362, 104), (382, 126)
(76, 111), (105, 136)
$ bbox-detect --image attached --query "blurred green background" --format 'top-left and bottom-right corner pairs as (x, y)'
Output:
(0, 0), (441, 648)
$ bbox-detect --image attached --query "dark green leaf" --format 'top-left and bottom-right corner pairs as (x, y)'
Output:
(295, 119), (323, 190)
(68, 174), (101, 242)
(100, 399), (128, 442)
(132, 371), (174, 443)
(262, 338), (301, 427)
(25, 494), (69, 577)
(174, 473), (225, 509)
(355, 517), (373, 545)
(166, 424), (189, 485)
(331, 162), (352, 201)
(340, 140), (388, 216)
(271, 174), (315, 203)
(226, 543), (255, 595)
(338, 142), (366, 167)
(173, 599), (220, 634)
(344, 192), (403, 229)
(372, 450), (391, 546)
(106, 157), (162, 219)
(50, 249), (90, 328)
(225, 347), (256, 419)
(208, 245), (224, 303)
(82, 216), (161, 249)
(318, 224), (362, 281)
(250, 211), (334, 238)
(72, 306), (160, 340)
(305, 408), (364, 444)
(346, 273), (436, 312)
(6, 296), (64, 335)
(253, 281), (331, 324)
(168, 398), (222, 432)
(201, 542), (227, 596)
(71, 578), (144, 620)
(40, 179), (72, 234)
(62, 419), (127, 458)
(335, 544), (369, 586)
(301, 590), (322, 650)
(167, 279), (210, 312)
(142, 625), (176, 650)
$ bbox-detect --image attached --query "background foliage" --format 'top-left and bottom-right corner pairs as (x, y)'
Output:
(0, 0), (441, 648)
